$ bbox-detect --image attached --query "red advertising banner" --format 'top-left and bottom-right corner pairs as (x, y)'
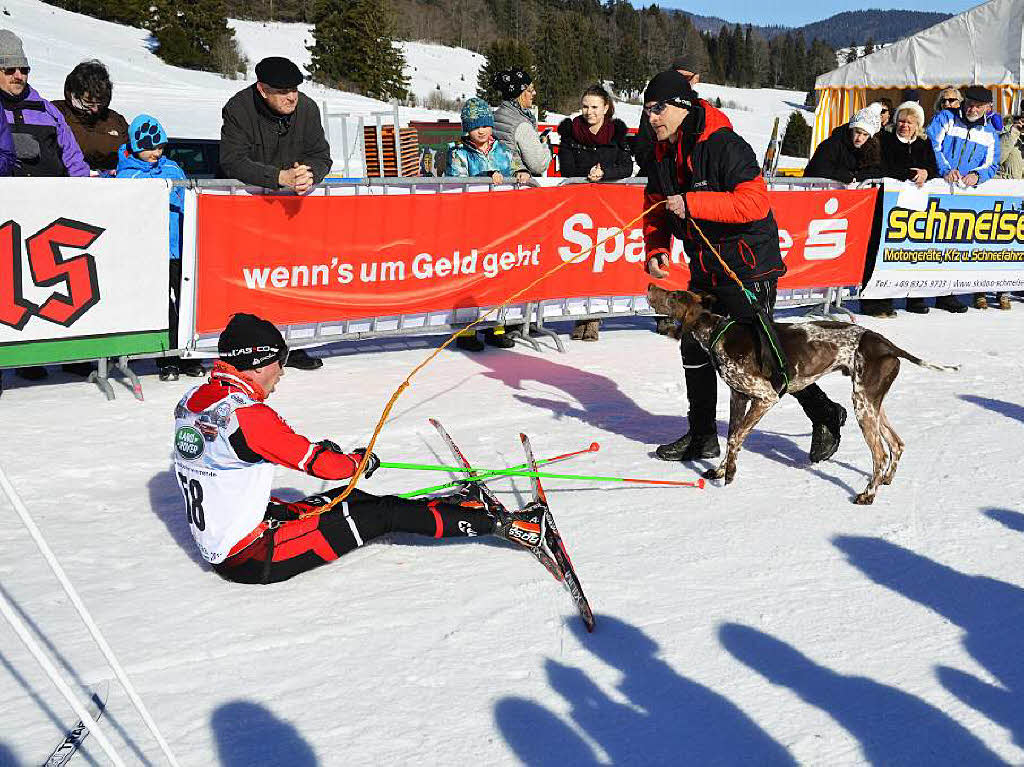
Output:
(194, 184), (876, 334)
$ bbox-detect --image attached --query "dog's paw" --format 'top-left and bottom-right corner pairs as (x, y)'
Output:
(854, 492), (875, 505)
(702, 466), (725, 480)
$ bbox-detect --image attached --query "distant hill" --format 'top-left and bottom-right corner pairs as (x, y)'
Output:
(681, 8), (951, 47)
(798, 9), (951, 47)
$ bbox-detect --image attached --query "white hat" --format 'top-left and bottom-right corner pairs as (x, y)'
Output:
(849, 104), (882, 136)
(893, 100), (926, 129)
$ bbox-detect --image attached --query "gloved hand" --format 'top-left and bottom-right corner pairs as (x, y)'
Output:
(352, 448), (381, 479)
(317, 438), (343, 453)
(264, 503), (300, 523)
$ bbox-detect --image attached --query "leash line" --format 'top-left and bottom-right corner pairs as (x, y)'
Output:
(304, 198), (668, 517)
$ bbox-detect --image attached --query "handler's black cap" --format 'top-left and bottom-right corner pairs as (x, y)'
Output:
(255, 56), (303, 89)
(963, 85), (993, 104)
(643, 70), (698, 108)
(218, 313), (288, 370)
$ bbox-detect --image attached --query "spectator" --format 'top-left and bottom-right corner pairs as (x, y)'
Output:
(557, 83), (633, 342)
(1, 29), (89, 383)
(53, 60), (128, 173)
(997, 110), (1024, 180)
(928, 85), (999, 312)
(932, 87), (962, 119)
(804, 104), (885, 184)
(870, 101), (939, 316)
(0, 30), (88, 179)
(117, 114), (205, 379)
(492, 69), (551, 178)
(873, 97), (894, 133)
(220, 55), (332, 371)
(0, 103), (13, 174)
(445, 98), (523, 352)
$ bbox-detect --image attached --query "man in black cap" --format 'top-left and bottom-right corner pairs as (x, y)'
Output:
(219, 56), (333, 370)
(172, 312), (545, 584)
(640, 70), (847, 465)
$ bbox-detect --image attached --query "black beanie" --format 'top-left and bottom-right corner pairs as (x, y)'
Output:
(492, 69), (532, 100)
(643, 70), (698, 107)
(218, 313), (288, 370)
(255, 57), (303, 89)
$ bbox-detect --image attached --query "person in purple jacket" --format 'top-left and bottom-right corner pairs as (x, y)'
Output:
(0, 30), (88, 178)
(0, 105), (14, 175)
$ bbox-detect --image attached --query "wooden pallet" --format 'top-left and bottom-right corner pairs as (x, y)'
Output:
(364, 125), (419, 177)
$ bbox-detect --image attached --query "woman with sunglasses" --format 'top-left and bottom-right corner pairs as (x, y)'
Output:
(53, 59), (129, 173)
(0, 30), (88, 178)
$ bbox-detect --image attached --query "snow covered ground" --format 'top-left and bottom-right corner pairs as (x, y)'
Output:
(2, 302), (1024, 765)
(2, 0), (810, 170)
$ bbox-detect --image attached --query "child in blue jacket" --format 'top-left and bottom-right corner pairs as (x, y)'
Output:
(117, 114), (202, 379)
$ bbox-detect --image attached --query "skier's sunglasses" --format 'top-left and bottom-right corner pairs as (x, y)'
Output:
(2, 67), (29, 76)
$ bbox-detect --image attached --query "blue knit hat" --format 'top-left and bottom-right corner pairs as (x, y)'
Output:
(461, 98), (494, 133)
(128, 114), (167, 152)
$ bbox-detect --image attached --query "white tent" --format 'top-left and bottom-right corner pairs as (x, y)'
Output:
(812, 0), (1021, 150)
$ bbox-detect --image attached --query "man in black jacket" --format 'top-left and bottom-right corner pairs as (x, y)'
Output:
(220, 56), (332, 194)
(220, 56), (333, 370)
(641, 70), (846, 464)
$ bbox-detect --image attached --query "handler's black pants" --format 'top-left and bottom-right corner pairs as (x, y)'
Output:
(680, 280), (836, 434)
(214, 487), (495, 584)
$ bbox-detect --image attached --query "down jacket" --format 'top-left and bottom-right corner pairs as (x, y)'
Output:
(643, 100), (785, 290)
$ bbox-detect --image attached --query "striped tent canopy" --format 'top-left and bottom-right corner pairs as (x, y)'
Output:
(812, 0), (1023, 152)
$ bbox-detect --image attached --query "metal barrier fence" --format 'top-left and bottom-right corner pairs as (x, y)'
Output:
(179, 176), (855, 361)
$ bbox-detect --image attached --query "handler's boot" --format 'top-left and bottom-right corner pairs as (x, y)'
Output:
(809, 403), (847, 463)
(655, 432), (720, 461)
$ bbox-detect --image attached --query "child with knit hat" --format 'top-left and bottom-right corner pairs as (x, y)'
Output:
(445, 97), (525, 184)
(117, 115), (199, 379)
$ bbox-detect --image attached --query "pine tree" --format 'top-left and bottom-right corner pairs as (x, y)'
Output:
(476, 39), (536, 104)
(864, 37), (875, 55)
(149, 0), (240, 74)
(845, 41), (858, 64)
(307, 0), (409, 100)
(781, 110), (812, 158)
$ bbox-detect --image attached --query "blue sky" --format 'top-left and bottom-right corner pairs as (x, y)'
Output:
(658, 0), (983, 27)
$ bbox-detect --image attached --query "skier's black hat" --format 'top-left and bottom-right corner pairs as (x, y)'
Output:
(218, 313), (288, 370)
(255, 56), (303, 89)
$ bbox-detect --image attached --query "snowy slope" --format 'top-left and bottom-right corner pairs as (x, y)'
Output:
(1, 0), (808, 167)
(2, 304), (1024, 765)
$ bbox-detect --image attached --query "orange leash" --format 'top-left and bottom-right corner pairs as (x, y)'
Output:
(304, 198), (667, 517)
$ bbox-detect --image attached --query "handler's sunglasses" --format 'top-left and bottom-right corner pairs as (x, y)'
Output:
(2, 66), (29, 76)
(644, 99), (687, 116)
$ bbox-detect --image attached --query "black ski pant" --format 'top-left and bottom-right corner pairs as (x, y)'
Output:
(680, 280), (837, 435)
(214, 487), (495, 584)
(157, 259), (182, 371)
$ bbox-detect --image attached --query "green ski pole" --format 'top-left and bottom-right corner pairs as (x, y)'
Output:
(398, 442), (600, 498)
(381, 462), (705, 489)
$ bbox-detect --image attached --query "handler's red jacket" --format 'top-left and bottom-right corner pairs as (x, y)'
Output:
(643, 100), (786, 289)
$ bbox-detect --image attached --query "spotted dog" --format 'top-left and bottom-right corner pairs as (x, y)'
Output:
(647, 284), (959, 504)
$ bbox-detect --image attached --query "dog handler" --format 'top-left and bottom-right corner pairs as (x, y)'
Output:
(172, 313), (540, 584)
(640, 70), (847, 463)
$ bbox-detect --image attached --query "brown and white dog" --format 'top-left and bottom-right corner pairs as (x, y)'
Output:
(647, 284), (959, 504)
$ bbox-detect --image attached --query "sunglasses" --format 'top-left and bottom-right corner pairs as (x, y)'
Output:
(880, 108), (890, 114)
(2, 66), (29, 76)
(644, 98), (689, 116)
(940, 98), (960, 104)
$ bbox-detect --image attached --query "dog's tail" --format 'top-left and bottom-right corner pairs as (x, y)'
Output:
(889, 343), (960, 372)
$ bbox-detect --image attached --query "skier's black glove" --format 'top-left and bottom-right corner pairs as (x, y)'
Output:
(352, 448), (380, 478)
(317, 438), (343, 453)
(264, 503), (300, 523)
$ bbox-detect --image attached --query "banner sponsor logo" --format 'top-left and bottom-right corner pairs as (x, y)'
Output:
(193, 185), (874, 333)
(864, 179), (1024, 298)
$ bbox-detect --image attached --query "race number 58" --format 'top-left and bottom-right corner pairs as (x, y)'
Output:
(0, 218), (104, 330)
(178, 473), (206, 531)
